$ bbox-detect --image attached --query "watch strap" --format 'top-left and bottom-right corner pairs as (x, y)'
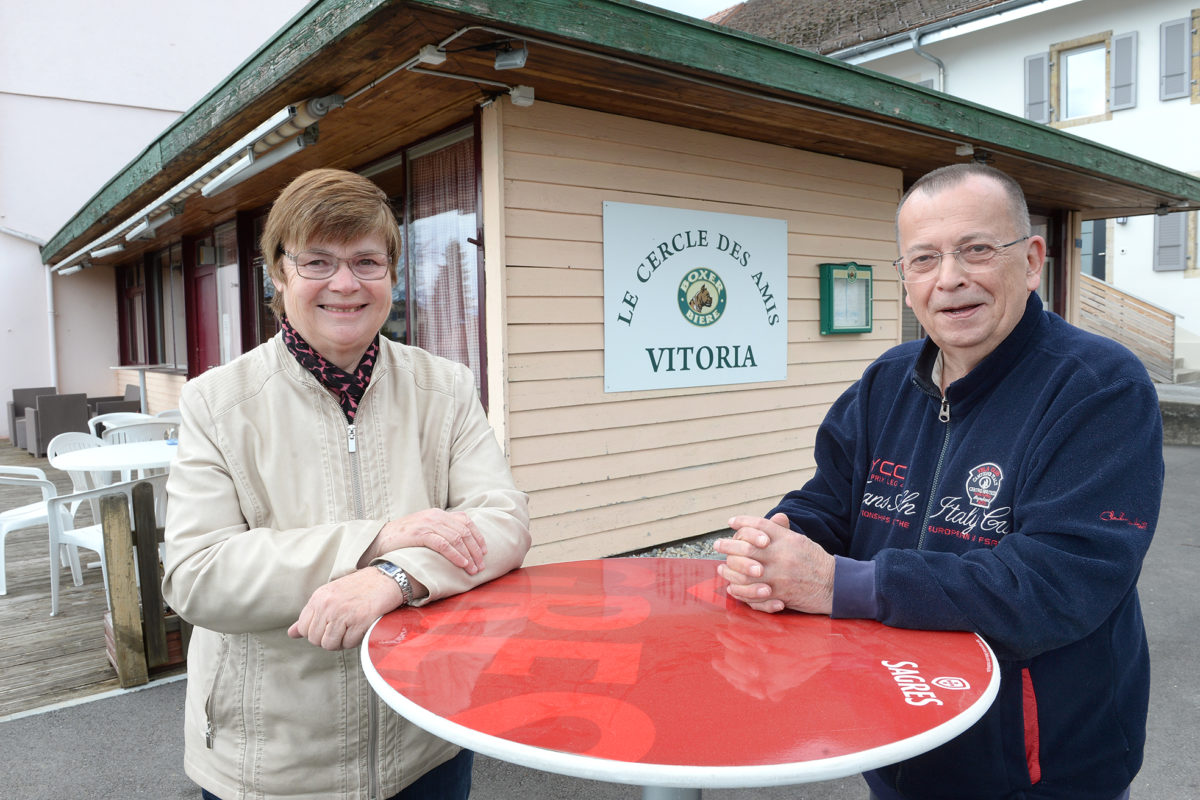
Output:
(375, 561), (415, 605)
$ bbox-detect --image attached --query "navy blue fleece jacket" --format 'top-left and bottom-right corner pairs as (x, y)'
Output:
(769, 292), (1162, 799)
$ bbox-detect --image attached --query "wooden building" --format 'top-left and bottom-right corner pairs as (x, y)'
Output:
(40, 0), (1200, 562)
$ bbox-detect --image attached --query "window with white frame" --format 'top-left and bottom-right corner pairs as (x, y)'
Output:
(1060, 42), (1107, 119)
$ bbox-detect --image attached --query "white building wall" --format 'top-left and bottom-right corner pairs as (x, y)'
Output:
(854, 0), (1200, 372)
(0, 0), (308, 440)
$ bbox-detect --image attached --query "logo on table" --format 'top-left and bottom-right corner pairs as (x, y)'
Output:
(965, 463), (1003, 509)
(677, 268), (727, 327)
(882, 660), (971, 707)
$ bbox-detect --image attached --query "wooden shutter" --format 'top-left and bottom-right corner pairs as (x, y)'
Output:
(1153, 213), (1187, 272)
(1024, 53), (1050, 122)
(1160, 19), (1191, 100)
(1110, 32), (1137, 110)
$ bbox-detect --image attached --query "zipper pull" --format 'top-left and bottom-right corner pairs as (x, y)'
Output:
(348, 423), (357, 453)
(205, 720), (214, 749)
(939, 397), (951, 423)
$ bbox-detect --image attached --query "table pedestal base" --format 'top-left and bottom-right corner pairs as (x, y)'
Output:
(642, 787), (700, 800)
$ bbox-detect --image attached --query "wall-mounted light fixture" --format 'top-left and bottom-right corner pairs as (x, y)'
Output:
(509, 86), (535, 106)
(89, 243), (125, 259)
(200, 94), (344, 199)
(57, 264), (84, 276)
(202, 129), (318, 198)
(1116, 217), (1128, 225)
(125, 204), (183, 241)
(493, 42), (528, 70)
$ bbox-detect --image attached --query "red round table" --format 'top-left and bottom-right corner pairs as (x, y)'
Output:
(363, 558), (998, 798)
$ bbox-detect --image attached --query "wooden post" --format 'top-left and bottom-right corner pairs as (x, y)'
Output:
(100, 494), (148, 688)
(132, 482), (168, 669)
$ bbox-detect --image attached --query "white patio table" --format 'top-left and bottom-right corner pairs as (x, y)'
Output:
(53, 439), (179, 483)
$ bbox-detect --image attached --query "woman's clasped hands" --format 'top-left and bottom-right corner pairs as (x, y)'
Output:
(288, 509), (487, 651)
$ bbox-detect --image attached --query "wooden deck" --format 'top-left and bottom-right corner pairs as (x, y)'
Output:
(0, 440), (182, 719)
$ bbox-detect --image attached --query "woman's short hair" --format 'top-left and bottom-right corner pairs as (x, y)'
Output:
(260, 168), (402, 318)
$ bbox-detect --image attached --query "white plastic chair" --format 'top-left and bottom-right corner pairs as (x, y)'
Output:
(0, 466), (71, 596)
(102, 419), (177, 445)
(47, 431), (110, 493)
(46, 474), (168, 616)
(154, 409), (182, 422)
(88, 411), (153, 438)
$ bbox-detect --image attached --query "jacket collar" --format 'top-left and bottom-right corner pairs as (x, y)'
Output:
(913, 292), (1046, 407)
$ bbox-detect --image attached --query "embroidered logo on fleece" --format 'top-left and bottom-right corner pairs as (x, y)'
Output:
(965, 463), (1003, 509)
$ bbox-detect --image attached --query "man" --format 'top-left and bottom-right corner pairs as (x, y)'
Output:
(716, 163), (1162, 800)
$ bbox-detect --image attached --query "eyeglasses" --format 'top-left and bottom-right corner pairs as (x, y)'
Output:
(283, 250), (391, 280)
(892, 236), (1030, 283)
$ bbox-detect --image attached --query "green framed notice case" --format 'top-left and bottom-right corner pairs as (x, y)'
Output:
(818, 262), (873, 335)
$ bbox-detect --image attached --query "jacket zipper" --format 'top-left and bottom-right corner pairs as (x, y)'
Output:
(348, 423), (365, 519)
(347, 421), (377, 797)
(204, 635), (231, 748)
(916, 395), (952, 550)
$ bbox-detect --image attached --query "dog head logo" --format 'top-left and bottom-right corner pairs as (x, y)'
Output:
(677, 268), (727, 327)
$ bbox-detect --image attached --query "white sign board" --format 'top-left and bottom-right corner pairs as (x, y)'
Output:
(603, 202), (788, 392)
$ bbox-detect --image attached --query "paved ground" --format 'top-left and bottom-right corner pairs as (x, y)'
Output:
(1, 445), (1196, 799)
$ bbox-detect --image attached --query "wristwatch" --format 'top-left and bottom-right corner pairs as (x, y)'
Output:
(375, 561), (415, 606)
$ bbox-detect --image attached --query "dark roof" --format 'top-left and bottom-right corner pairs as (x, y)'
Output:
(711, 0), (1013, 54)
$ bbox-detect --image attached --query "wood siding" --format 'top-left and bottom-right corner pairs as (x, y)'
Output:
(499, 103), (902, 563)
(1078, 273), (1176, 383)
(112, 370), (184, 415)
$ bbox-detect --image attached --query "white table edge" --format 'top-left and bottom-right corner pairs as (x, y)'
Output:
(361, 617), (1000, 789)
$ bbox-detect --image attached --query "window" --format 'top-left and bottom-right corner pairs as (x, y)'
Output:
(249, 212), (279, 344)
(119, 262), (147, 364)
(152, 243), (187, 368)
(1061, 42), (1107, 119)
(214, 221), (244, 364)
(1080, 220), (1106, 280)
(406, 129), (483, 394)
(360, 124), (485, 398)
(1025, 31), (1138, 125)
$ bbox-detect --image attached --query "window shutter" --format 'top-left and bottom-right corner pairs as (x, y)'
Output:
(1024, 53), (1050, 122)
(1110, 32), (1137, 110)
(1160, 19), (1191, 100)
(1153, 213), (1187, 271)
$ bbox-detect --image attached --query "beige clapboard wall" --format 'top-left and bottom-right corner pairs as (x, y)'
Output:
(493, 101), (903, 564)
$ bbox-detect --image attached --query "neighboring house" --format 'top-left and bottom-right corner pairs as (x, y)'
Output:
(36, 0), (1200, 559)
(0, 0), (309, 440)
(717, 0), (1200, 380)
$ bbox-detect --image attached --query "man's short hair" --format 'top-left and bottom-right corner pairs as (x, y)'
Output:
(897, 163), (1032, 237)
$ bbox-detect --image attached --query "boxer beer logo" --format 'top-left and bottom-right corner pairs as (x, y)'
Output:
(677, 268), (727, 326)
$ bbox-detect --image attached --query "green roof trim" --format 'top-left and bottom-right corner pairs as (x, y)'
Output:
(43, 0), (1200, 262)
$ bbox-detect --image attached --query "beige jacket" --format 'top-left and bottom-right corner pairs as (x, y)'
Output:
(162, 335), (530, 800)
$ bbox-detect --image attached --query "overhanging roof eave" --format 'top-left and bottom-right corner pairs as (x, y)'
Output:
(41, 0), (1200, 264)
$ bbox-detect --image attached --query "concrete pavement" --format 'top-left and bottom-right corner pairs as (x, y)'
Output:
(2, 444), (1197, 799)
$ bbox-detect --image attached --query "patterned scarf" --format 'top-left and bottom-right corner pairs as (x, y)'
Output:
(281, 317), (378, 422)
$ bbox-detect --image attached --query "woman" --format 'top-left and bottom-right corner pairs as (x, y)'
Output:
(162, 168), (531, 800)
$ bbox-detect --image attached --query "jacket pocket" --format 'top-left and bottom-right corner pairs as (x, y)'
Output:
(203, 634), (232, 749)
(1022, 667), (1042, 784)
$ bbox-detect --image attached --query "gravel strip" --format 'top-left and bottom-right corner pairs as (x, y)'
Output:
(617, 530), (728, 560)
